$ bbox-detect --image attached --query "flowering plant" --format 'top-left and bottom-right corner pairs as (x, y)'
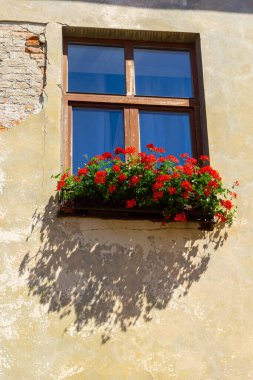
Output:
(54, 145), (238, 224)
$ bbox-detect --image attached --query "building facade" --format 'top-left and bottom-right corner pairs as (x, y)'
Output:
(1, 1), (253, 379)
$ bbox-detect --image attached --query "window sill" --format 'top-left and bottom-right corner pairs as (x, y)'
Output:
(57, 197), (215, 231)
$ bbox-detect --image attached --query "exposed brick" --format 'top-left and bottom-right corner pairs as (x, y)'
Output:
(26, 36), (40, 46)
(25, 46), (44, 54)
(0, 22), (46, 128)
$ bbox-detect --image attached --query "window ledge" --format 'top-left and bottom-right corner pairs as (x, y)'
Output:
(57, 198), (215, 231)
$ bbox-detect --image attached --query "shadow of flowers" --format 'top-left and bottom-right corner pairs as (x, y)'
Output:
(20, 196), (228, 343)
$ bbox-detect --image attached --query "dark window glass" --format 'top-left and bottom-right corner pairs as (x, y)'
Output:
(139, 111), (192, 157)
(68, 44), (125, 94)
(135, 49), (193, 98)
(72, 108), (124, 173)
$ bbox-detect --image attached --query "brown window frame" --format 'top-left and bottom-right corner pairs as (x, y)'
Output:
(63, 37), (205, 172)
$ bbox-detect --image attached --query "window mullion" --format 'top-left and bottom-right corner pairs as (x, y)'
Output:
(125, 43), (135, 96)
(124, 108), (131, 148)
(129, 108), (140, 152)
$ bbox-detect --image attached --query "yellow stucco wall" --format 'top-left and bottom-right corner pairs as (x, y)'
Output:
(1, 1), (253, 379)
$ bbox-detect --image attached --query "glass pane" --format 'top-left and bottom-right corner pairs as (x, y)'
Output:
(72, 108), (124, 173)
(135, 49), (193, 98)
(68, 44), (125, 94)
(139, 111), (192, 157)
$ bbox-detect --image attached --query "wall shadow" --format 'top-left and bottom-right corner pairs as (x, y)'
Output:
(44, 0), (253, 14)
(20, 196), (228, 343)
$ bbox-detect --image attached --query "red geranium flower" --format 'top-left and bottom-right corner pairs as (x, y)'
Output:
(78, 168), (88, 176)
(102, 152), (114, 160)
(198, 165), (221, 180)
(154, 147), (166, 153)
(156, 174), (171, 182)
(158, 157), (166, 163)
(73, 175), (81, 183)
(220, 199), (233, 210)
(130, 175), (140, 186)
(168, 187), (177, 195)
(200, 155), (210, 161)
(174, 212), (187, 222)
(146, 143), (155, 150)
(114, 147), (126, 154)
(181, 180), (193, 191)
(139, 153), (157, 164)
(125, 146), (136, 154)
(230, 191), (237, 199)
(125, 198), (137, 208)
(109, 184), (117, 193)
(183, 164), (194, 176)
(117, 173), (127, 183)
(204, 188), (211, 197)
(96, 155), (104, 161)
(186, 157), (197, 165)
(215, 212), (227, 223)
(167, 155), (179, 163)
(57, 180), (66, 191)
(61, 172), (69, 181)
(180, 153), (189, 159)
(94, 170), (107, 184)
(152, 182), (163, 191)
(172, 172), (181, 179)
(208, 180), (219, 189)
(112, 164), (121, 173)
(153, 191), (164, 202)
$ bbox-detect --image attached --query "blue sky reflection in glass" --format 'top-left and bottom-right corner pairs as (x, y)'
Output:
(139, 111), (192, 157)
(135, 49), (193, 98)
(72, 108), (124, 173)
(68, 44), (125, 94)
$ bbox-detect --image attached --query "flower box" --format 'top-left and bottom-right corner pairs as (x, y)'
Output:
(53, 144), (238, 231)
(58, 196), (216, 231)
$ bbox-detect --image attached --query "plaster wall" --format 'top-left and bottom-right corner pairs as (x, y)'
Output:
(0, 1), (253, 379)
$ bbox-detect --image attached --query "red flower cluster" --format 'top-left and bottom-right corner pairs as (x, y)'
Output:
(181, 180), (193, 192)
(156, 174), (171, 182)
(125, 199), (137, 208)
(153, 191), (164, 202)
(78, 168), (88, 176)
(130, 175), (140, 186)
(174, 212), (186, 222)
(55, 144), (237, 226)
(168, 187), (177, 195)
(167, 155), (179, 163)
(102, 152), (114, 160)
(114, 147), (125, 154)
(215, 212), (227, 223)
(220, 199), (233, 210)
(125, 146), (136, 154)
(146, 143), (166, 153)
(109, 184), (117, 193)
(95, 170), (107, 184)
(112, 164), (121, 172)
(199, 165), (221, 180)
(117, 173), (127, 183)
(57, 180), (66, 191)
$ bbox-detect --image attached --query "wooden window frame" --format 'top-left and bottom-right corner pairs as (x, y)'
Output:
(63, 37), (205, 172)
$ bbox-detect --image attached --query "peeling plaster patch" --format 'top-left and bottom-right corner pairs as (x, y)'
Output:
(0, 136), (10, 195)
(0, 227), (30, 243)
(0, 22), (46, 128)
(57, 365), (85, 380)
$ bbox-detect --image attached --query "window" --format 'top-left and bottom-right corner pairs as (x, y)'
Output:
(63, 37), (206, 173)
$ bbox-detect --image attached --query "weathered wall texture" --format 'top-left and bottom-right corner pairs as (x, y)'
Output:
(1, 1), (253, 379)
(0, 23), (46, 129)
